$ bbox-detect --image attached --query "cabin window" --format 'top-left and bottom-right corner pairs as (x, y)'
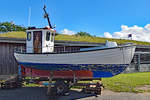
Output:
(51, 33), (54, 42)
(27, 32), (31, 41)
(46, 31), (50, 41)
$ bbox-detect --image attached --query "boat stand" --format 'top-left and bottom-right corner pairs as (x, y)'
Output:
(46, 71), (53, 95)
(84, 79), (103, 95)
(73, 71), (77, 84)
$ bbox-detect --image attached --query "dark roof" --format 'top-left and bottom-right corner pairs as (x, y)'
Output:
(0, 37), (26, 44)
(135, 45), (150, 49)
(0, 37), (103, 47)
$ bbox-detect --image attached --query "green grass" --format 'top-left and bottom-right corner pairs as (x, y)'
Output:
(1, 31), (150, 45)
(0, 31), (26, 38)
(56, 34), (150, 45)
(102, 72), (150, 93)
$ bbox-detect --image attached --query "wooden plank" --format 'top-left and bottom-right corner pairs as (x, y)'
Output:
(9, 44), (13, 74)
(5, 43), (9, 74)
(2, 43), (6, 75)
(12, 44), (16, 74)
(0, 44), (3, 74)
(11, 44), (17, 74)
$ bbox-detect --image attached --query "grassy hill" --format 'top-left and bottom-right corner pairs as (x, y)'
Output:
(0, 31), (26, 38)
(1, 31), (150, 45)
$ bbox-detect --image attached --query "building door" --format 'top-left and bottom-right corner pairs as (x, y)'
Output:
(33, 31), (42, 53)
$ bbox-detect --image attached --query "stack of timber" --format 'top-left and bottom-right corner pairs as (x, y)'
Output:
(0, 75), (23, 89)
(75, 81), (103, 95)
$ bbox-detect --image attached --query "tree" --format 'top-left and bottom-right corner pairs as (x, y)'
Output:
(76, 31), (92, 37)
(0, 22), (26, 32)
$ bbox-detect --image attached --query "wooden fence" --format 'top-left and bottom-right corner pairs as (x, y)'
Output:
(0, 43), (25, 75)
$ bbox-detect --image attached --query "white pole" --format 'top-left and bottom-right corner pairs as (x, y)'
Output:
(28, 7), (31, 27)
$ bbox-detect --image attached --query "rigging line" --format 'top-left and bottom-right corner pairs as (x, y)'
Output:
(28, 0), (32, 26)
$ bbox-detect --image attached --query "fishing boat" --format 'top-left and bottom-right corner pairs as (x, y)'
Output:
(14, 6), (136, 78)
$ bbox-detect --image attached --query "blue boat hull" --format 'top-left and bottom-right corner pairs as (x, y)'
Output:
(19, 62), (129, 77)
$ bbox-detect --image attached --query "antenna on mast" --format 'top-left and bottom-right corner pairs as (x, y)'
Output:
(43, 5), (53, 29)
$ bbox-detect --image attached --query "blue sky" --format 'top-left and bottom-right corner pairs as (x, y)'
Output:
(1, 0), (150, 39)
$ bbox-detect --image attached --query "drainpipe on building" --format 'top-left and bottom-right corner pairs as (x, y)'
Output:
(137, 53), (141, 71)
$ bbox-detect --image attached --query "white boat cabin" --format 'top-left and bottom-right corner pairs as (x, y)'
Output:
(26, 27), (56, 53)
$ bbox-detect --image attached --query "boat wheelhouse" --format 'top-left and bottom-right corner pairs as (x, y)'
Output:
(26, 27), (55, 53)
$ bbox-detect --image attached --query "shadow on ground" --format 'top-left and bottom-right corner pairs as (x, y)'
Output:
(48, 89), (97, 100)
(0, 87), (97, 100)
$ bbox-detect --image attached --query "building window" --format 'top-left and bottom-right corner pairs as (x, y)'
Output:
(27, 32), (31, 41)
(46, 31), (50, 41)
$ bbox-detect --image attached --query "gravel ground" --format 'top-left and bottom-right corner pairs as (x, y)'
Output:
(1, 87), (150, 100)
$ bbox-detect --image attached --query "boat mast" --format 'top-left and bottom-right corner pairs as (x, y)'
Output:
(43, 5), (53, 29)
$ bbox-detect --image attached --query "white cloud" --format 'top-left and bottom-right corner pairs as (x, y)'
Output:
(104, 24), (150, 42)
(61, 29), (76, 35)
(104, 32), (112, 38)
(145, 24), (150, 30)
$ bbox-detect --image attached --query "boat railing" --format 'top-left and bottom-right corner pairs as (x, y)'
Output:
(14, 45), (79, 53)
(14, 46), (26, 53)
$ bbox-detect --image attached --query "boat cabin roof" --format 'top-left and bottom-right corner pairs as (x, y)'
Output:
(27, 27), (56, 32)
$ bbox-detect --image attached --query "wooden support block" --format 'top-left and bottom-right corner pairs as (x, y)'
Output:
(46, 71), (53, 95)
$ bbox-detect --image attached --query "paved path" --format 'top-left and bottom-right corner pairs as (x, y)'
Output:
(80, 90), (150, 100)
(0, 87), (150, 100)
